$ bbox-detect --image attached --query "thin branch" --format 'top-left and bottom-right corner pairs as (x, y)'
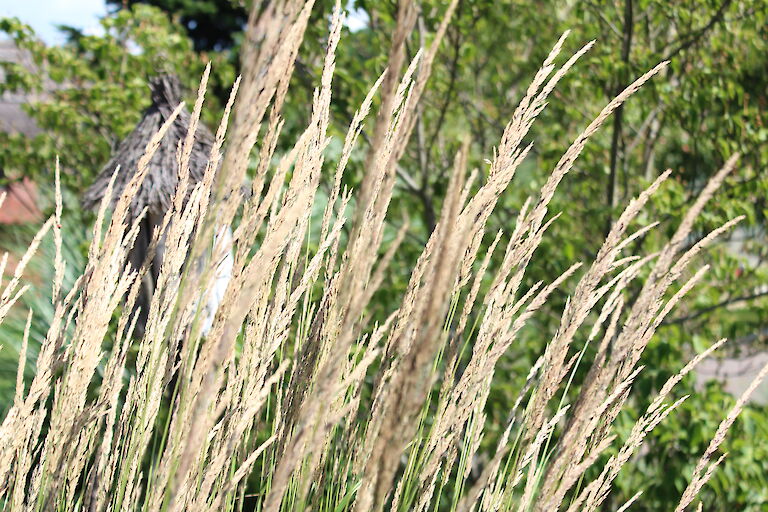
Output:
(605, 0), (634, 235)
(665, 290), (768, 326)
(660, 0), (735, 62)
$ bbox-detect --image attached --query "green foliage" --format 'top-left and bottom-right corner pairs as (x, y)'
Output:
(0, 6), (233, 193)
(0, 193), (88, 417)
(108, 0), (249, 51)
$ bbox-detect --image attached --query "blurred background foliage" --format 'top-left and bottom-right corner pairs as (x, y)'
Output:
(1, 0), (767, 509)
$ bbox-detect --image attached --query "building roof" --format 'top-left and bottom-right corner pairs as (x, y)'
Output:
(0, 39), (46, 137)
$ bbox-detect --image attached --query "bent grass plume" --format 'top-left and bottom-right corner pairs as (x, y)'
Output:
(0, 1), (756, 511)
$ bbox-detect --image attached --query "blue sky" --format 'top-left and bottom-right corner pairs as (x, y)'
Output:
(1, 0), (108, 45)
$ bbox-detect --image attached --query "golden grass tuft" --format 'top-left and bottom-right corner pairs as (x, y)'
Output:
(0, 1), (757, 511)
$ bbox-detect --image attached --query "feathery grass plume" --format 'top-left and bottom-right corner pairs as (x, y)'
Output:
(353, 0), (418, 228)
(0, 226), (66, 499)
(350, 35), (594, 510)
(354, 141), (471, 512)
(514, 65), (671, 442)
(263, 42), (427, 510)
(526, 172), (673, 508)
(354, 0), (460, 239)
(674, 357), (768, 512)
(125, 68), (221, 512)
(45, 102), (185, 509)
(565, 338), (728, 512)
(392, 0), (460, 163)
(536, 157), (742, 511)
(215, 0), (314, 219)
(616, 491), (643, 512)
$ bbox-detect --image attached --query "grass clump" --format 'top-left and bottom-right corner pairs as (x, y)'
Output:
(0, 1), (759, 511)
